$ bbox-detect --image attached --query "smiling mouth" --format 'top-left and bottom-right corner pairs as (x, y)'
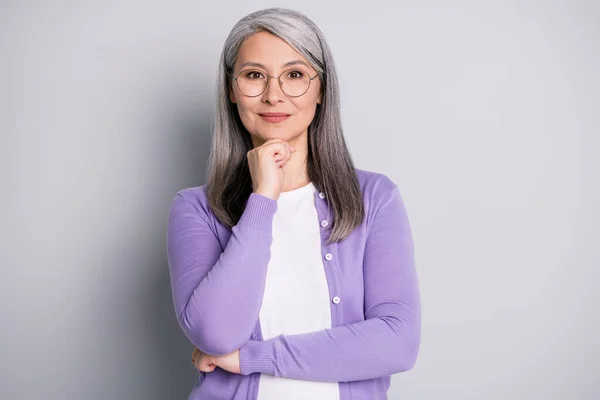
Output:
(259, 114), (290, 123)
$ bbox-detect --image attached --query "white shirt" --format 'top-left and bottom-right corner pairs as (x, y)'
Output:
(257, 181), (340, 400)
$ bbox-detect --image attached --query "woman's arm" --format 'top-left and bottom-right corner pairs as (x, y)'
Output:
(238, 185), (421, 382)
(167, 191), (277, 356)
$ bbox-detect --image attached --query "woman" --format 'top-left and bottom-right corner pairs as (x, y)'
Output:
(166, 7), (421, 400)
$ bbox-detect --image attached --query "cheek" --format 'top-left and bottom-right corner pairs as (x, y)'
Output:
(234, 101), (260, 132)
(296, 84), (321, 116)
(235, 101), (255, 120)
(293, 97), (319, 120)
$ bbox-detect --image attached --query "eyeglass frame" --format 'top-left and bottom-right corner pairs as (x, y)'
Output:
(232, 68), (319, 98)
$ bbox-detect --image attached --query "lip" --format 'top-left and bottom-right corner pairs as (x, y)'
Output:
(259, 113), (290, 123)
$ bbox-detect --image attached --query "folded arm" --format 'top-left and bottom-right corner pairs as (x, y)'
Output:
(239, 185), (421, 382)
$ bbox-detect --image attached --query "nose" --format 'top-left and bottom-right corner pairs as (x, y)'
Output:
(262, 75), (285, 104)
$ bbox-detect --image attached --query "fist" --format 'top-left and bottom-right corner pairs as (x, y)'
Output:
(191, 346), (241, 375)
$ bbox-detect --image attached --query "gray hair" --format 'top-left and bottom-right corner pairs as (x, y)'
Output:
(207, 7), (363, 244)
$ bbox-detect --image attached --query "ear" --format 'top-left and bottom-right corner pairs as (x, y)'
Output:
(317, 90), (323, 105)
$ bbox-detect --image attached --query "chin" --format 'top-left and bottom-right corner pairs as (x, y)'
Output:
(261, 133), (289, 142)
(256, 126), (290, 136)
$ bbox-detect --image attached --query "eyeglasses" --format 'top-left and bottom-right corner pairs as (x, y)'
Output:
(232, 68), (319, 97)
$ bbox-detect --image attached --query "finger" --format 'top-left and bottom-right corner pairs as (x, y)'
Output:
(197, 353), (212, 372)
(276, 158), (288, 168)
(264, 138), (285, 144)
(261, 138), (285, 152)
(267, 138), (293, 152)
(281, 148), (293, 166)
(197, 358), (208, 371)
(265, 141), (290, 157)
(193, 349), (205, 366)
(200, 362), (215, 373)
(273, 140), (295, 155)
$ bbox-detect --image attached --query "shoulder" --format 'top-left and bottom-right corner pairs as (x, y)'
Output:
(168, 184), (211, 220)
(354, 167), (406, 228)
(175, 184), (209, 204)
(355, 167), (398, 200)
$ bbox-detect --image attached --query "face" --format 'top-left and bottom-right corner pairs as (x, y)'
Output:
(229, 31), (323, 147)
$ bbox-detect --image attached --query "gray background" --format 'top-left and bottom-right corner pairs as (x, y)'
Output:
(1, 1), (598, 399)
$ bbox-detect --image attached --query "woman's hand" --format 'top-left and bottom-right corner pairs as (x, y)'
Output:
(247, 138), (295, 201)
(192, 346), (241, 374)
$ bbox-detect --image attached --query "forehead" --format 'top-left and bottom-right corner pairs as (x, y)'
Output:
(235, 31), (310, 70)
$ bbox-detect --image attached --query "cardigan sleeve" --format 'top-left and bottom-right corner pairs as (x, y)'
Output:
(166, 191), (277, 357)
(238, 184), (421, 382)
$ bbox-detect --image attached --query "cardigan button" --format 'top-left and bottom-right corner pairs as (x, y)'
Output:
(324, 253), (333, 261)
(318, 192), (326, 199)
(332, 296), (341, 304)
(321, 220), (328, 227)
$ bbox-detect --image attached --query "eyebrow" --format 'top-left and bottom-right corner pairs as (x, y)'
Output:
(239, 60), (311, 69)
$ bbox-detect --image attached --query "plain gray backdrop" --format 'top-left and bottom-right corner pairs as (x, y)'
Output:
(1, 1), (598, 399)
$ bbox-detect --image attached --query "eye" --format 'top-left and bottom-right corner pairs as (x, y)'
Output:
(287, 70), (305, 79)
(244, 70), (265, 80)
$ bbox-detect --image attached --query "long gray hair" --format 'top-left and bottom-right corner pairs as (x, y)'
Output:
(207, 7), (364, 244)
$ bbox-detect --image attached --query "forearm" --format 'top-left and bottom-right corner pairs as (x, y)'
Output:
(239, 300), (420, 382)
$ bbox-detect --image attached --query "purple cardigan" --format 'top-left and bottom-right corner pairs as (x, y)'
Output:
(166, 167), (421, 400)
